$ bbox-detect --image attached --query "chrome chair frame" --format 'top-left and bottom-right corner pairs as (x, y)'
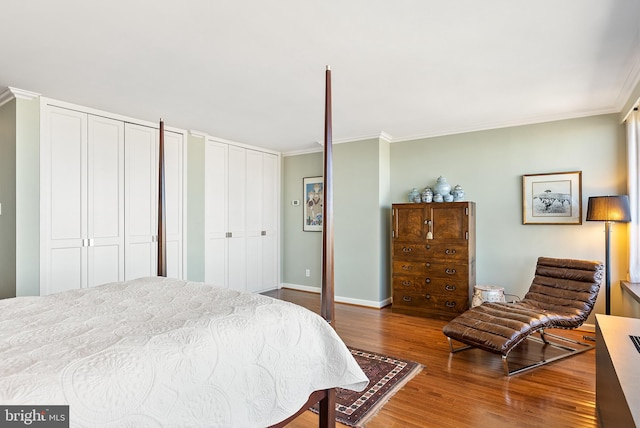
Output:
(447, 328), (595, 376)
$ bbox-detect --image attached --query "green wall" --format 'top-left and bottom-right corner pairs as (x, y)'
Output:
(0, 99), (17, 298)
(15, 97), (40, 296)
(282, 152), (324, 288)
(282, 137), (391, 305)
(334, 139), (390, 303)
(391, 114), (627, 319)
(0, 95), (40, 298)
(282, 113), (633, 318)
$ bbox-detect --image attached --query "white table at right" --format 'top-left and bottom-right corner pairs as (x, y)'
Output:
(596, 314), (640, 427)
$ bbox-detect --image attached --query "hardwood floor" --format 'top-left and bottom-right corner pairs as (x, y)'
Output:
(263, 288), (599, 428)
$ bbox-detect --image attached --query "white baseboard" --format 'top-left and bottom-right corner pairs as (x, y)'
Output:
(577, 323), (595, 333)
(280, 283), (390, 309)
(280, 283), (320, 294)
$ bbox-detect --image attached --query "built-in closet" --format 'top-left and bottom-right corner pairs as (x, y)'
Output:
(204, 138), (279, 293)
(40, 101), (185, 295)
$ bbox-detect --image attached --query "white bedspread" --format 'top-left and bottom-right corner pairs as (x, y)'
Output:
(0, 277), (368, 427)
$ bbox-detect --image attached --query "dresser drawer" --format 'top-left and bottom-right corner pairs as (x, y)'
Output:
(393, 260), (468, 279)
(392, 288), (468, 314)
(393, 276), (468, 295)
(393, 242), (468, 261)
(393, 275), (427, 291)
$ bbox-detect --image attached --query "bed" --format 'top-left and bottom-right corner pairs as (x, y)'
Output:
(0, 67), (366, 427)
(0, 277), (367, 426)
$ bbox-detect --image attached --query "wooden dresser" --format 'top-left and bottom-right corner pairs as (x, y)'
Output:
(391, 202), (476, 320)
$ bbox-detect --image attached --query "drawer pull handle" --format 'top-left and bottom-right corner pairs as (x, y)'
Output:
(445, 249), (457, 255)
(402, 280), (412, 286)
(445, 301), (456, 308)
(445, 268), (456, 275)
(445, 284), (456, 291)
(425, 278), (431, 284)
(425, 294), (431, 299)
(426, 245), (431, 250)
(402, 247), (413, 253)
(403, 296), (412, 302)
(402, 265), (412, 270)
(424, 262), (431, 268)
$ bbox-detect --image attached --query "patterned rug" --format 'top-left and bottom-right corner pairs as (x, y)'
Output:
(311, 348), (424, 427)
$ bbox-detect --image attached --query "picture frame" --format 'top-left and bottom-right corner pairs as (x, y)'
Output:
(522, 171), (582, 225)
(303, 176), (324, 231)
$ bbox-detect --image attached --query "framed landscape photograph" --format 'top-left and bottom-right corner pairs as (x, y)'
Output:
(303, 176), (323, 231)
(522, 171), (582, 225)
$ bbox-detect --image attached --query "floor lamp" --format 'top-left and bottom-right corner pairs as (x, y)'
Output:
(586, 195), (631, 315)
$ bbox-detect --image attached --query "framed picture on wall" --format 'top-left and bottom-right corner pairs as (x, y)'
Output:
(303, 176), (324, 231)
(522, 171), (582, 225)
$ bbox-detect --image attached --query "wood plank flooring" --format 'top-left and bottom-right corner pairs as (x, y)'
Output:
(263, 288), (599, 428)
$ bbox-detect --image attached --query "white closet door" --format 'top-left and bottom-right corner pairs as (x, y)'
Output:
(245, 150), (264, 292)
(164, 130), (183, 279)
(204, 140), (228, 287)
(124, 123), (157, 280)
(261, 153), (279, 290)
(41, 107), (88, 294)
(227, 145), (246, 291)
(204, 142), (279, 293)
(87, 115), (125, 287)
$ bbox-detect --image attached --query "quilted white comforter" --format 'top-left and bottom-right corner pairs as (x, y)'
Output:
(0, 277), (368, 427)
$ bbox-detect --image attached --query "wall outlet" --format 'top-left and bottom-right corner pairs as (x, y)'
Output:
(305, 269), (311, 277)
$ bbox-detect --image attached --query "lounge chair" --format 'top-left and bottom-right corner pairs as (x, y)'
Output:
(442, 257), (604, 375)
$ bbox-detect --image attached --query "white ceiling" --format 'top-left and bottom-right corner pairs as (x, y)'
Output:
(1, 0), (639, 153)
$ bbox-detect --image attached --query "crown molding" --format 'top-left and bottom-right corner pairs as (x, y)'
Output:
(0, 89), (13, 107)
(379, 131), (393, 143)
(204, 134), (281, 156)
(282, 146), (323, 157)
(189, 129), (208, 138)
(333, 132), (394, 144)
(0, 87), (40, 107)
(389, 107), (620, 144)
(284, 132), (394, 156)
(315, 132), (395, 147)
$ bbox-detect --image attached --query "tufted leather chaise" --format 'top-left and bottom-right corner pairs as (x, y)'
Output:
(442, 257), (604, 375)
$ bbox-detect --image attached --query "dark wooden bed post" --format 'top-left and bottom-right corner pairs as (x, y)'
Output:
(321, 65), (335, 327)
(264, 67), (338, 428)
(319, 64), (337, 427)
(158, 119), (167, 277)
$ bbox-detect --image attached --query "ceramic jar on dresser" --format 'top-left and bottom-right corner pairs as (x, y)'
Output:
(391, 202), (476, 320)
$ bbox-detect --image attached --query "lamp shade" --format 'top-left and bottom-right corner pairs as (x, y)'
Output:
(586, 195), (631, 222)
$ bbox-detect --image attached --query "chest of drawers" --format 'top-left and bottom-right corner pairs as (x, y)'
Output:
(391, 202), (476, 320)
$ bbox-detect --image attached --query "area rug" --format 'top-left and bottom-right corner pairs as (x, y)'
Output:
(311, 347), (424, 427)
